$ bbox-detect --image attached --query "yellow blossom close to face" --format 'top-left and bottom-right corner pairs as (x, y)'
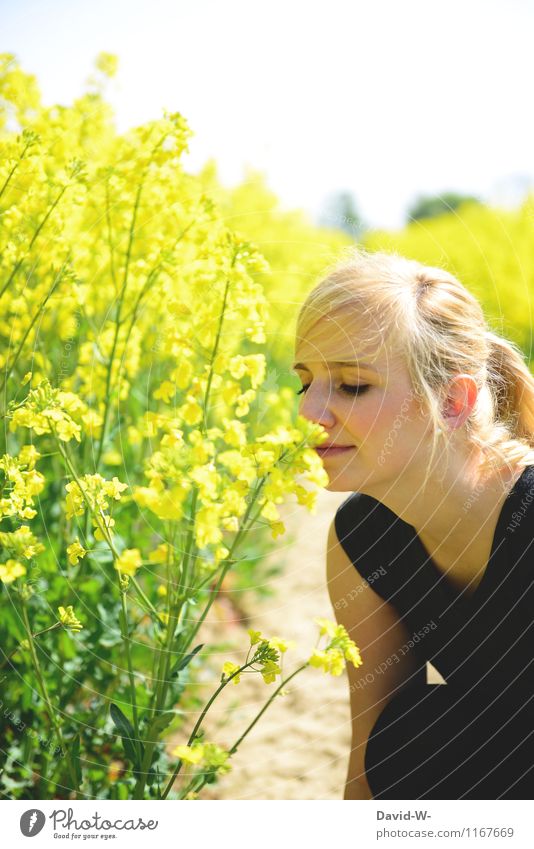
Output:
(0, 559), (26, 583)
(67, 539), (86, 565)
(114, 548), (142, 577)
(308, 618), (363, 676)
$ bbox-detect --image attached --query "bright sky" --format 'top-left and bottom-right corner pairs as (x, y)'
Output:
(2, 0), (533, 229)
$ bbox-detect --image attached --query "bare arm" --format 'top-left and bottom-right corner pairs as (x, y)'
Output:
(326, 517), (419, 800)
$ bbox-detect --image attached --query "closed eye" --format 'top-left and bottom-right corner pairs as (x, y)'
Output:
(296, 383), (370, 397)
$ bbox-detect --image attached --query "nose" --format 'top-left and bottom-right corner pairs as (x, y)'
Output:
(298, 386), (337, 429)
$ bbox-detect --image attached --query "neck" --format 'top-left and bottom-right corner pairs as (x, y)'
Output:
(365, 452), (524, 561)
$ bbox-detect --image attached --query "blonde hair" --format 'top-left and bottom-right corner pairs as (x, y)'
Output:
(295, 247), (534, 487)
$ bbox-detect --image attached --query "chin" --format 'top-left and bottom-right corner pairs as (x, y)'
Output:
(323, 476), (357, 493)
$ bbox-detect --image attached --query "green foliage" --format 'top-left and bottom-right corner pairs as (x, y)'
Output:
(406, 191), (482, 222)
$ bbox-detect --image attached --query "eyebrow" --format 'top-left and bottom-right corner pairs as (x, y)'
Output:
(292, 360), (378, 372)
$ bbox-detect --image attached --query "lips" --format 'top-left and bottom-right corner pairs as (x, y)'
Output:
(314, 445), (355, 458)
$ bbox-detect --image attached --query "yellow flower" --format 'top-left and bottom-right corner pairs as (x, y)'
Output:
(314, 618), (338, 639)
(327, 648), (346, 676)
(202, 742), (231, 774)
(58, 605), (83, 633)
(260, 500), (280, 522)
(0, 559), (26, 583)
(260, 659), (282, 684)
(194, 505), (223, 548)
(171, 743), (204, 764)
(153, 380), (176, 403)
(179, 396), (203, 426)
(103, 476), (128, 500)
(247, 629), (262, 646)
(67, 539), (86, 565)
(114, 548), (142, 577)
(148, 543), (172, 564)
(222, 661), (241, 684)
(268, 636), (295, 653)
(308, 649), (331, 674)
(171, 360), (193, 389)
(345, 643), (363, 669)
(221, 417), (247, 448)
(270, 521), (285, 539)
(17, 445), (40, 469)
(95, 51), (118, 78)
(102, 450), (122, 466)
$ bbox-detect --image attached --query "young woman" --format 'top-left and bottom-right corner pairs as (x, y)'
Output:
(293, 248), (534, 800)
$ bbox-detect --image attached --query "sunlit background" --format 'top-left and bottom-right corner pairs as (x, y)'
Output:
(3, 0), (533, 230)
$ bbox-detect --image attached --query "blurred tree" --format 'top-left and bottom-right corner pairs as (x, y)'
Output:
(318, 190), (365, 238)
(407, 191), (481, 223)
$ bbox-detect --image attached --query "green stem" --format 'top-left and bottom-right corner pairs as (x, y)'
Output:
(177, 481), (267, 655)
(20, 601), (80, 794)
(0, 622), (62, 672)
(188, 664), (309, 799)
(0, 184), (69, 301)
(229, 664), (308, 754)
(118, 587), (141, 765)
(0, 259), (69, 393)
(201, 273), (232, 437)
(0, 134), (35, 202)
(160, 662), (248, 799)
(95, 178), (144, 469)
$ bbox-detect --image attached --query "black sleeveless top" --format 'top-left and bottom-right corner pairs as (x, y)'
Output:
(334, 465), (534, 799)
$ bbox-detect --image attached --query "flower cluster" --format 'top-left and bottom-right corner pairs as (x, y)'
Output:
(114, 548), (142, 578)
(170, 741), (231, 775)
(0, 524), (44, 560)
(9, 380), (94, 443)
(58, 605), (83, 633)
(0, 559), (26, 584)
(65, 473), (128, 540)
(308, 618), (363, 676)
(66, 539), (86, 565)
(0, 446), (45, 520)
(221, 627), (297, 686)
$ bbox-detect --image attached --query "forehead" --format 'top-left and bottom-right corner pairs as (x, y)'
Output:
(294, 311), (399, 373)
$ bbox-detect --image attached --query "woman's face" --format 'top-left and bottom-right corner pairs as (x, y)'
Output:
(293, 309), (433, 493)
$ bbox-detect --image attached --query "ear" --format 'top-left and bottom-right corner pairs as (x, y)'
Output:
(441, 374), (478, 430)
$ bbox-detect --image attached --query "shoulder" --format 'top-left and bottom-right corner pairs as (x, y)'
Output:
(333, 491), (400, 586)
(506, 464), (534, 537)
(334, 491), (397, 549)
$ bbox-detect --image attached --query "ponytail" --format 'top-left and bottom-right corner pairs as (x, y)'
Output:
(485, 331), (534, 445)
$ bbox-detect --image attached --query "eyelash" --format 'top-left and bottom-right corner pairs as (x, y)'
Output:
(296, 383), (370, 397)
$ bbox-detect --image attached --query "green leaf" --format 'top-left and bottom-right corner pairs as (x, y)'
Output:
(110, 703), (143, 768)
(150, 711), (175, 737)
(170, 643), (204, 678)
(71, 734), (82, 788)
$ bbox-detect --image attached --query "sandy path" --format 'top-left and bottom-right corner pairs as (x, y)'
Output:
(191, 488), (352, 800)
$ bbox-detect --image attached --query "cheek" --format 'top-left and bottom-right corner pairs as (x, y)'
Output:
(342, 397), (382, 435)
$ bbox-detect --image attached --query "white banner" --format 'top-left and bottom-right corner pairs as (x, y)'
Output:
(1, 799), (532, 848)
